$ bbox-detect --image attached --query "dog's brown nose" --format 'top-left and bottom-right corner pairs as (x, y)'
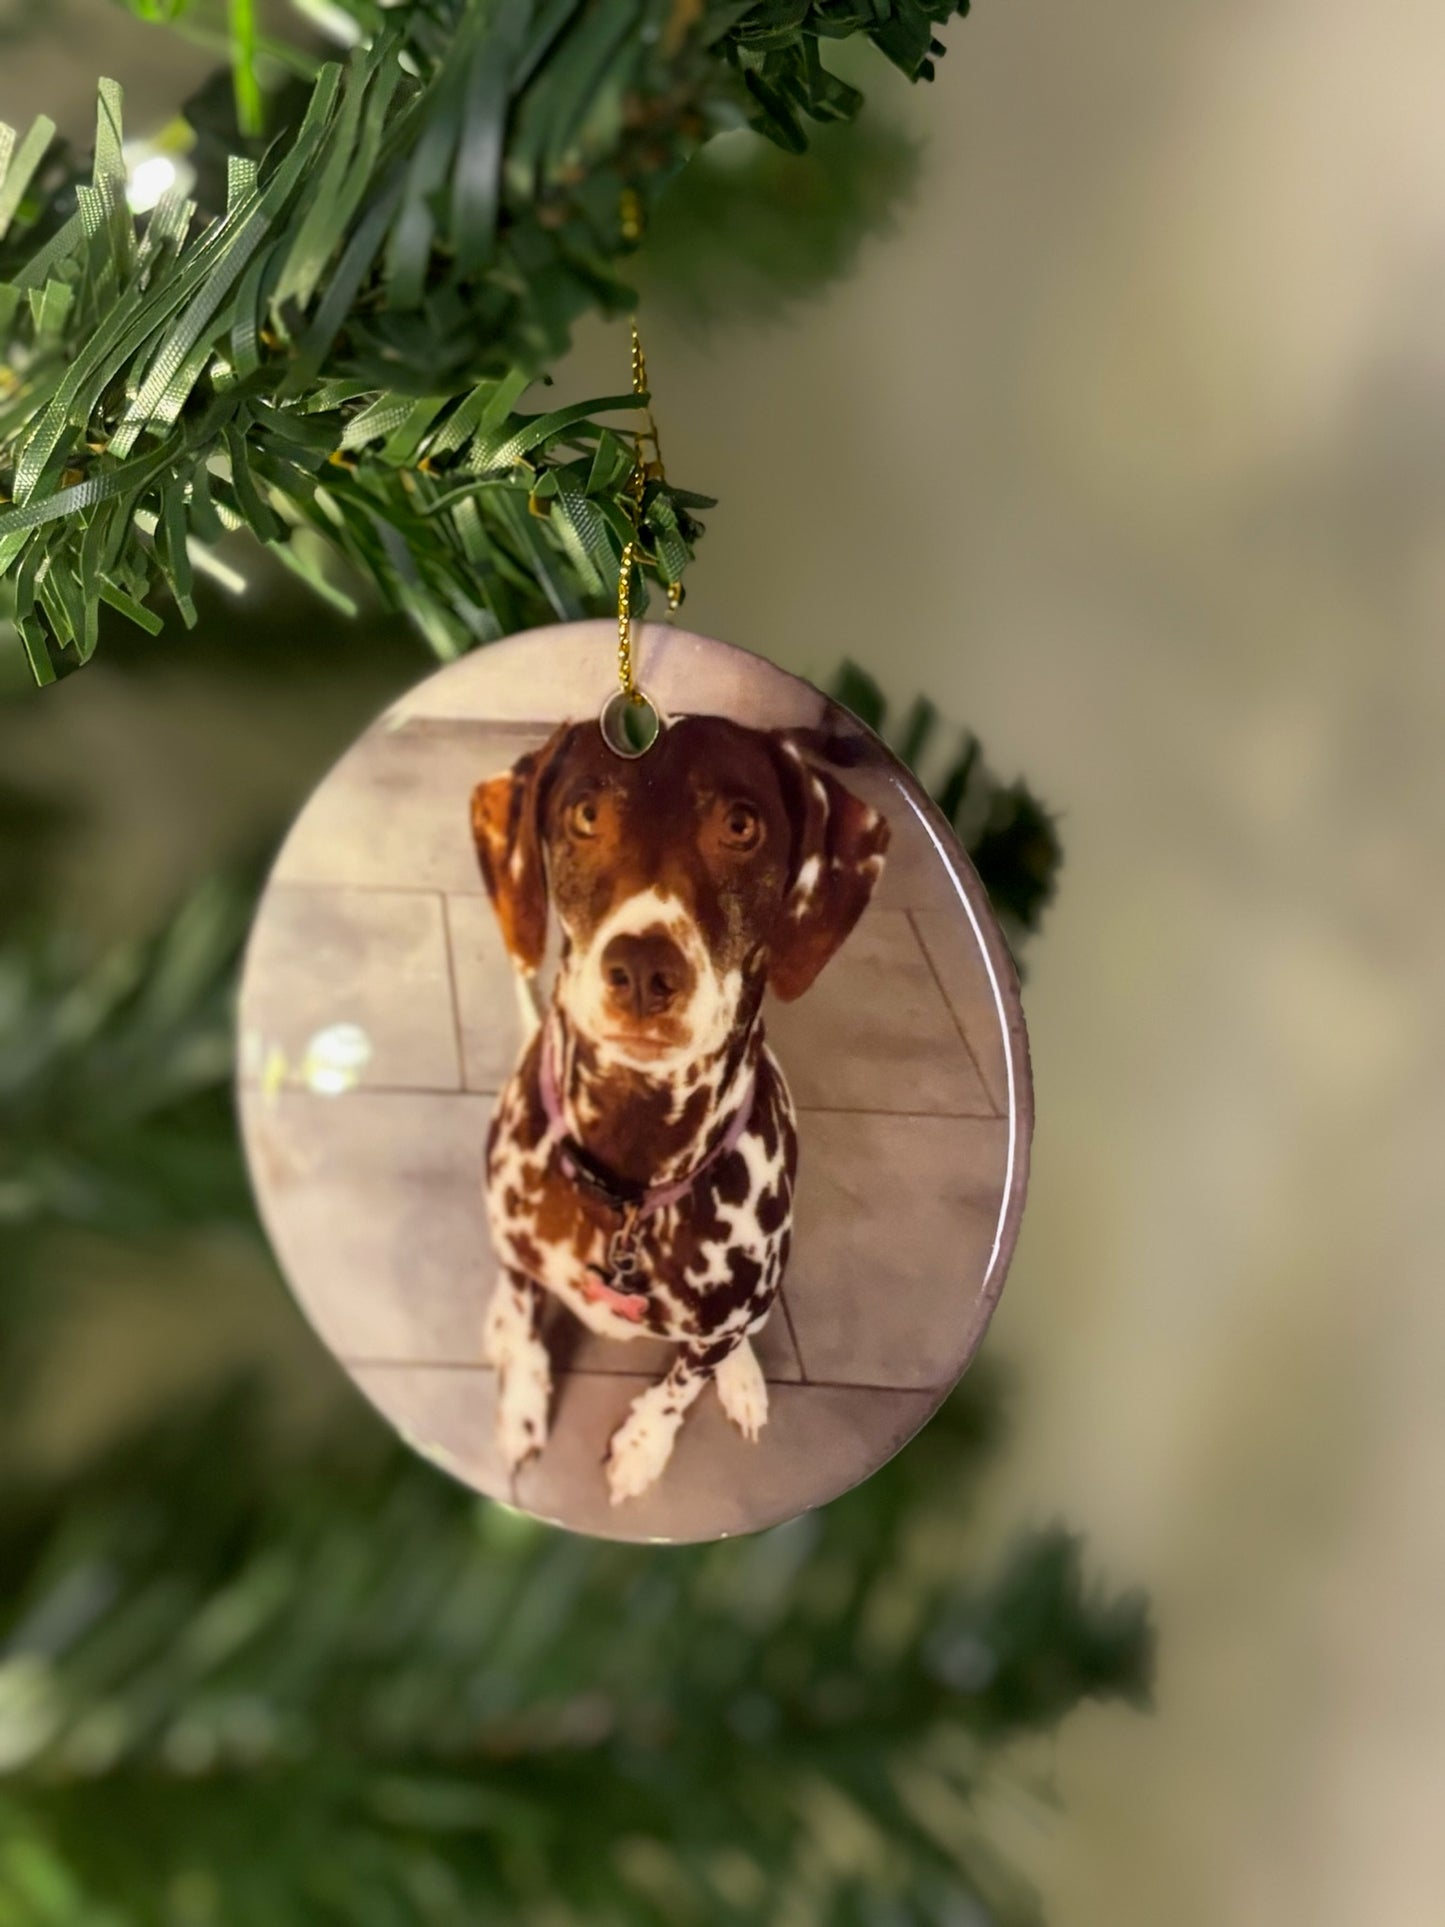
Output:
(601, 930), (694, 1021)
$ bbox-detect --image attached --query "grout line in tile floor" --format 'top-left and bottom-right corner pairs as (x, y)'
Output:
(755, 1378), (948, 1397)
(782, 1105), (1001, 1121)
(242, 1083), (1000, 1120)
(906, 907), (1004, 1120)
(438, 893), (470, 1094)
(776, 1285), (808, 1384)
(394, 717), (560, 737)
(269, 878), (964, 911)
(269, 878), (473, 898)
(238, 1080), (476, 1096)
(347, 1358), (950, 1395)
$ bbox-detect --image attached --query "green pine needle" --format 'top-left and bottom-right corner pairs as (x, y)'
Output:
(2, 0), (974, 680)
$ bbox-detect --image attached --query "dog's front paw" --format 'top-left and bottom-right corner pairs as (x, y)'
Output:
(496, 1355), (551, 1471)
(716, 1339), (768, 1442)
(605, 1394), (680, 1505)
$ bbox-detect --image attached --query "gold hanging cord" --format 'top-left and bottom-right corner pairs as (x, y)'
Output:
(617, 189), (680, 704)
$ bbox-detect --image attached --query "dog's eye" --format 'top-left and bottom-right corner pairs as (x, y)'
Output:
(567, 796), (601, 839)
(720, 801), (762, 853)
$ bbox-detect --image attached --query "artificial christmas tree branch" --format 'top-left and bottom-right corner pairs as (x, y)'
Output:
(0, 1368), (1148, 1927)
(0, 0), (971, 682)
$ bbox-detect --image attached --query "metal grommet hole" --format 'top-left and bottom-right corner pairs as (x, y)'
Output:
(600, 688), (662, 758)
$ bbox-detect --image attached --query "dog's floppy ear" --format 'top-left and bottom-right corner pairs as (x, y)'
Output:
(767, 734), (891, 1002)
(470, 723), (574, 973)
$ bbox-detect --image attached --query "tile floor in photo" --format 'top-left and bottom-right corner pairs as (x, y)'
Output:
(239, 717), (1021, 1541)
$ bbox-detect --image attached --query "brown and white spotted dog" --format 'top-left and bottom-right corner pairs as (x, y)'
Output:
(470, 712), (889, 1504)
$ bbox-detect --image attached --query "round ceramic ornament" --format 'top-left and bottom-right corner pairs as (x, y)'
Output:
(238, 622), (1031, 1542)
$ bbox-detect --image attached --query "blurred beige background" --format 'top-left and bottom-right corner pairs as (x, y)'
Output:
(5, 0), (1445, 1920)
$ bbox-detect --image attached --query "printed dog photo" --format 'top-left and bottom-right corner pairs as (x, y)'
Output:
(237, 620), (1030, 1543)
(471, 714), (891, 1503)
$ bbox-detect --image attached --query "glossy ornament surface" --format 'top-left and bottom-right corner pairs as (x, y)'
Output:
(238, 622), (1031, 1541)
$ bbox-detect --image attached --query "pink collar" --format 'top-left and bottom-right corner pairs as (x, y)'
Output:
(538, 1017), (755, 1218)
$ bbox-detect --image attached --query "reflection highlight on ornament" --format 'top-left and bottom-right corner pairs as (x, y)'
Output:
(300, 1022), (373, 1095)
(246, 1023), (375, 1099)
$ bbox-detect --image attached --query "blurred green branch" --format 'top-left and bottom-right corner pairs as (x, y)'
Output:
(0, 874), (255, 1244)
(0, 1368), (1149, 1926)
(832, 661), (1062, 954)
(642, 119), (921, 327)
